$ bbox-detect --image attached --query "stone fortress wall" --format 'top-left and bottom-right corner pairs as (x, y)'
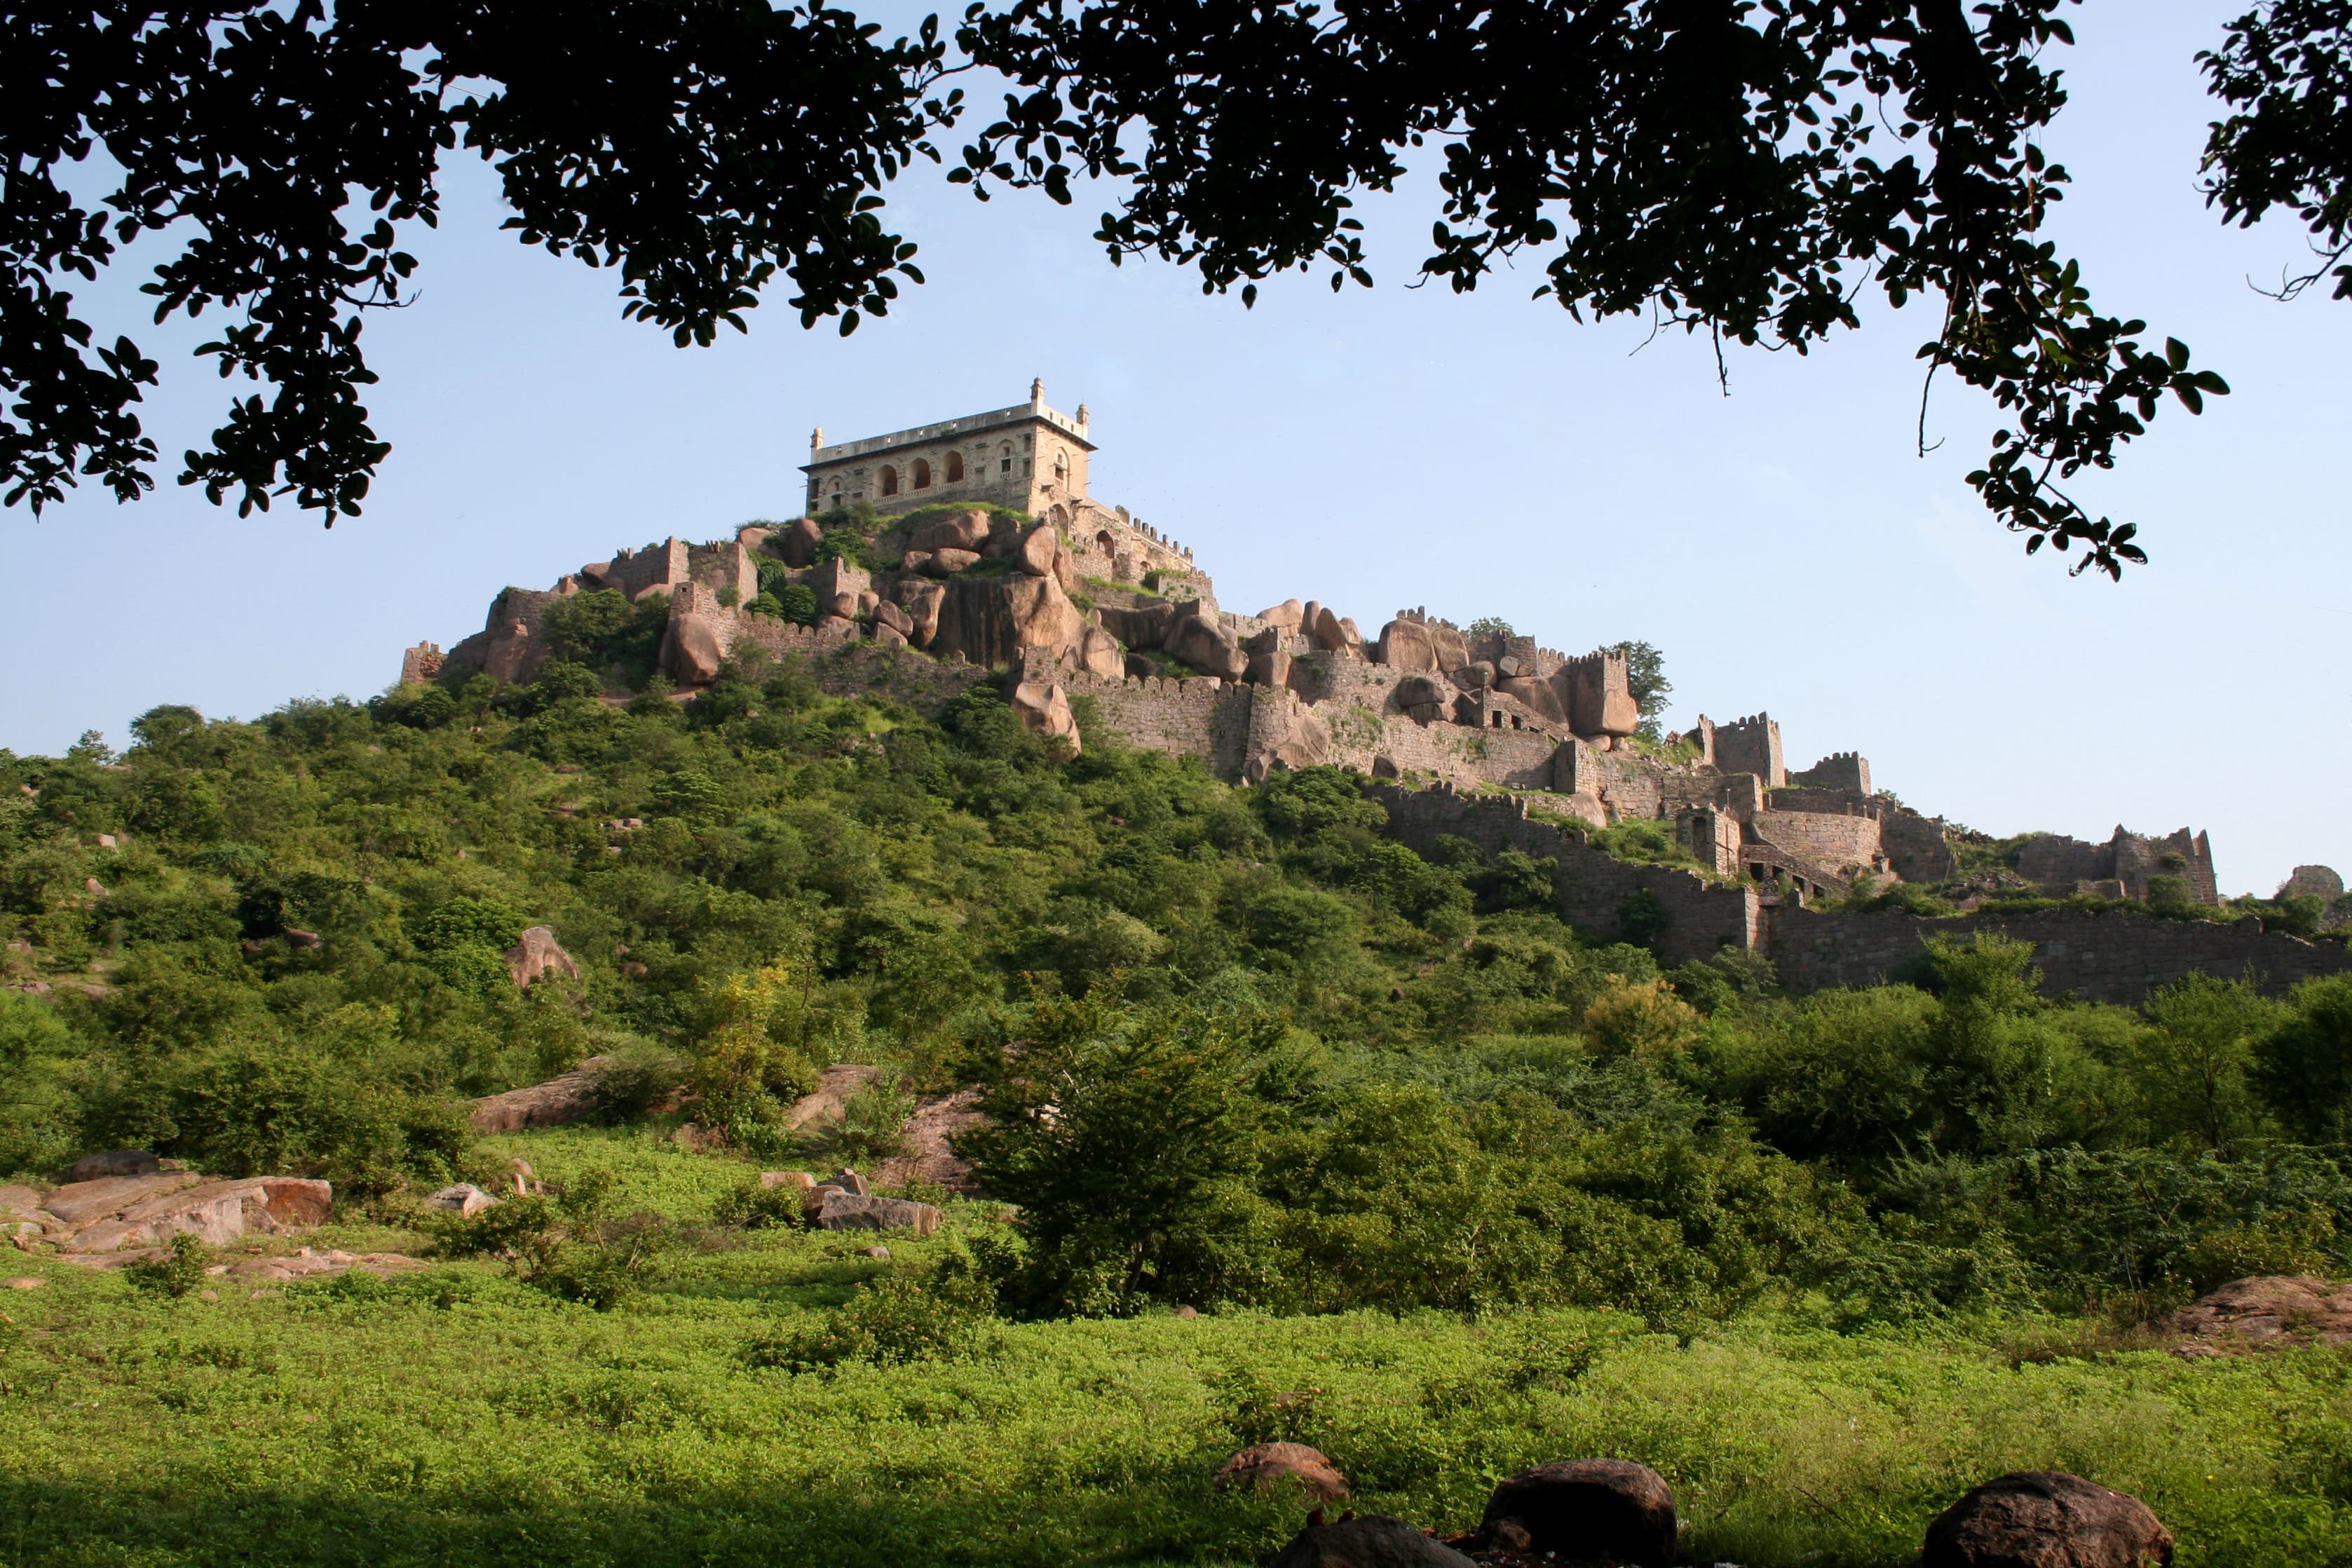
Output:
(401, 385), (2345, 1003)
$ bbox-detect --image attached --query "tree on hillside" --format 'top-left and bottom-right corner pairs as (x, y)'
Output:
(1607, 640), (1671, 740)
(6, 2), (2346, 572)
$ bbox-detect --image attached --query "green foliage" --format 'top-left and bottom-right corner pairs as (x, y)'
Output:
(124, 1232), (214, 1298)
(775, 582), (820, 625)
(747, 1264), (999, 1372)
(2257, 974), (2352, 1143)
(0, 988), (78, 1175)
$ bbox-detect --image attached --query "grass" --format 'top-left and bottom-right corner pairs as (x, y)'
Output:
(3, 1126), (2348, 1568)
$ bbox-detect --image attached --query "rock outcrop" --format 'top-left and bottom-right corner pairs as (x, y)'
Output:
(1475, 1458), (1677, 1567)
(1214, 1443), (1350, 1503)
(873, 1087), (985, 1192)
(813, 1192), (943, 1235)
(1270, 1515), (1474, 1568)
(1922, 1472), (2173, 1568)
(503, 925), (578, 989)
(1166, 607), (1246, 681)
(468, 1056), (615, 1133)
(21, 1171), (333, 1254)
(2154, 1274), (2352, 1354)
(1011, 678), (1082, 753)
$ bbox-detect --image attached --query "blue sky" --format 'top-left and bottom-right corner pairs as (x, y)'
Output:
(5, 1), (2346, 896)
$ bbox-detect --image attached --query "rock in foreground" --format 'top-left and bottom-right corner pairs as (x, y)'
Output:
(1475, 1458), (1676, 1567)
(1214, 1443), (1350, 1503)
(1270, 1515), (1475, 1568)
(1924, 1471), (2172, 1568)
(2154, 1274), (2352, 1354)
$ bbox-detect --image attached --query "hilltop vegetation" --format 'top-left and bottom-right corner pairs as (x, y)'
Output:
(6, 648), (2352, 1323)
(4, 649), (2352, 1564)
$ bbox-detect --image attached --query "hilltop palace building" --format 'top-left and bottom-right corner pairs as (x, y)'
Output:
(803, 379), (1097, 520)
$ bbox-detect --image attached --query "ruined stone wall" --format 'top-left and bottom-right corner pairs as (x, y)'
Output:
(1768, 905), (2352, 1004)
(1881, 810), (1959, 882)
(687, 540), (758, 606)
(1751, 808), (1885, 873)
(1371, 784), (1762, 963)
(1064, 670), (1256, 776)
(1788, 751), (1871, 793)
(1713, 714), (1786, 788)
(594, 540), (689, 602)
(803, 640), (991, 716)
(1660, 770), (1766, 823)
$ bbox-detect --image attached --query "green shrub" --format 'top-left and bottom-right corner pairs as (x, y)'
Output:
(747, 1266), (998, 1372)
(125, 1233), (212, 1298)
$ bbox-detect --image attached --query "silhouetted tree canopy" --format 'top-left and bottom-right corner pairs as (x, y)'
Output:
(5, 1), (2346, 575)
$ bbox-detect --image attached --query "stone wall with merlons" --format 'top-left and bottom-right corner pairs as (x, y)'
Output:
(1370, 783), (1763, 963)
(1765, 904), (2352, 1004)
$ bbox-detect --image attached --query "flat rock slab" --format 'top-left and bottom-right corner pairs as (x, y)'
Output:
(47, 1176), (331, 1253)
(2155, 1274), (2351, 1353)
(468, 1056), (613, 1133)
(815, 1192), (942, 1236)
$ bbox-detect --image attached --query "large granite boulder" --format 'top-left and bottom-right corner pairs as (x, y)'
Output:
(1499, 673), (1568, 725)
(907, 509), (991, 553)
(468, 1057), (616, 1133)
(1072, 622), (1126, 679)
(2154, 1274), (2352, 1352)
(1098, 600), (1175, 650)
(1214, 1443), (1350, 1503)
(1256, 599), (1306, 632)
(813, 1192), (944, 1236)
(503, 925), (578, 989)
(1394, 674), (1450, 725)
(1270, 1515), (1473, 1568)
(923, 548), (981, 576)
(1376, 619), (1438, 672)
(892, 580), (946, 647)
(47, 1173), (332, 1254)
(1010, 679), (1081, 753)
(1165, 608), (1246, 681)
(1014, 521), (1062, 578)
(1923, 1472), (2173, 1568)
(1311, 605), (1357, 655)
(1476, 1458), (1677, 1567)
(780, 516), (823, 566)
(933, 575), (1087, 669)
(1244, 697), (1332, 783)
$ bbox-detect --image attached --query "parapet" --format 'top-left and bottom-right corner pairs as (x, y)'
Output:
(1713, 712), (1786, 789)
(1788, 751), (1872, 796)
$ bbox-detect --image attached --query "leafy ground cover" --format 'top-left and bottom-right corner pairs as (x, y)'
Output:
(5, 1129), (2348, 1568)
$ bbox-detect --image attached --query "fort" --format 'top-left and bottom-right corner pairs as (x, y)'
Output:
(401, 387), (2352, 1003)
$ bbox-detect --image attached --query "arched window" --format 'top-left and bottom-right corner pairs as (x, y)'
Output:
(1095, 529), (1114, 554)
(1051, 449), (1070, 488)
(878, 465), (899, 496)
(912, 458), (932, 490)
(945, 451), (965, 482)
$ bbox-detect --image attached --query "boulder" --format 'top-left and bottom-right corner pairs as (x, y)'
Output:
(1247, 648), (1293, 689)
(503, 925), (578, 989)
(1010, 679), (1082, 754)
(893, 580), (946, 647)
(1098, 600), (1175, 650)
(831, 1168), (871, 1197)
(899, 549), (934, 577)
(872, 599), (913, 637)
(781, 517), (823, 567)
(56, 1175), (332, 1253)
(1393, 674), (1450, 725)
(924, 549), (981, 576)
(1477, 1458), (1677, 1568)
(42, 1172), (206, 1229)
(827, 592), (860, 620)
(1244, 698), (1333, 784)
(1371, 754), (1401, 779)
(1498, 674), (1568, 725)
(815, 1192), (944, 1236)
(1375, 619), (1437, 671)
(426, 1183), (500, 1217)
(1270, 1515), (1474, 1568)
(1310, 605), (1353, 654)
(62, 1150), (160, 1182)
(1456, 661), (1494, 691)
(2280, 865), (2344, 901)
(1072, 622), (1126, 679)
(468, 1056), (615, 1133)
(1214, 1443), (1350, 1503)
(1014, 522), (1061, 578)
(759, 1171), (817, 1192)
(1166, 608), (1247, 681)
(873, 622), (909, 649)
(932, 575), (1088, 669)
(1256, 599), (1306, 632)
(2154, 1274), (2352, 1351)
(907, 509), (991, 553)
(1566, 650), (1641, 737)
(1923, 1472), (2173, 1568)
(1428, 622), (1470, 673)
